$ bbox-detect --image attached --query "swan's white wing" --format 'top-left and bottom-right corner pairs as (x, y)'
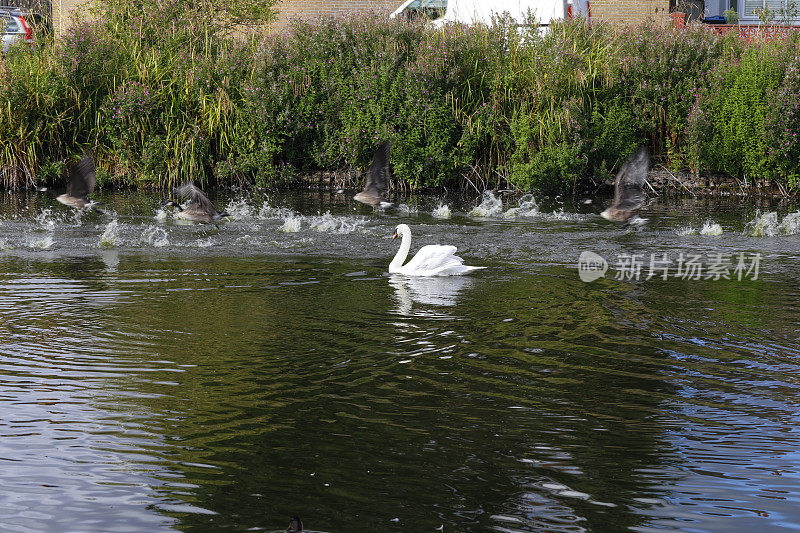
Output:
(402, 244), (458, 274)
(435, 263), (487, 276)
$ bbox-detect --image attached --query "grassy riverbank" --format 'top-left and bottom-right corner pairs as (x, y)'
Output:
(1, 9), (799, 193)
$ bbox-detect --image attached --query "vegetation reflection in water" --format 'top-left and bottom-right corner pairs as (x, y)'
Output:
(0, 191), (799, 532)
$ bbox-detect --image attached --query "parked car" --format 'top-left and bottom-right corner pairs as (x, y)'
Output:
(391, 0), (590, 27)
(1, 7), (48, 53)
(391, 0), (448, 21)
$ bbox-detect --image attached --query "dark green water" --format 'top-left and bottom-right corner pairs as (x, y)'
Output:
(1, 189), (800, 532)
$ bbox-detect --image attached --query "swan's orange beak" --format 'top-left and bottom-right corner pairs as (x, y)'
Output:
(392, 231), (398, 240)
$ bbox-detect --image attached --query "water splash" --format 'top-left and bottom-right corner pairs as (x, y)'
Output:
(191, 237), (216, 248)
(258, 201), (295, 220)
(28, 235), (54, 249)
(778, 212), (800, 235)
(0, 239), (11, 250)
(545, 209), (584, 221)
(397, 203), (418, 216)
(279, 216), (301, 233)
(35, 209), (59, 231)
(155, 208), (169, 222)
(224, 198), (254, 220)
(469, 191), (503, 217)
(744, 211), (800, 237)
(746, 212), (779, 237)
(69, 209), (85, 225)
(139, 226), (169, 247)
(309, 212), (366, 234)
(432, 203), (451, 219)
(100, 220), (119, 247)
(676, 226), (697, 236)
(700, 221), (723, 236)
(503, 195), (540, 219)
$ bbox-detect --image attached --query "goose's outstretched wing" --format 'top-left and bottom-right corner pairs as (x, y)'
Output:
(67, 154), (96, 200)
(176, 183), (216, 214)
(362, 141), (391, 196)
(609, 146), (649, 213)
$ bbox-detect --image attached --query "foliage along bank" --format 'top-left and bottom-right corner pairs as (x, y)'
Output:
(1, 9), (799, 194)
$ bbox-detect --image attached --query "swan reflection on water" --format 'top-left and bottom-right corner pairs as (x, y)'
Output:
(389, 274), (473, 316)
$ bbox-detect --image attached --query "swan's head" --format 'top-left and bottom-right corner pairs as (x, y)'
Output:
(393, 223), (410, 240)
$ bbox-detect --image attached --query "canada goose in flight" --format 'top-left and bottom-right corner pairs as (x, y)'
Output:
(354, 141), (393, 207)
(164, 182), (229, 223)
(600, 146), (650, 225)
(57, 154), (98, 210)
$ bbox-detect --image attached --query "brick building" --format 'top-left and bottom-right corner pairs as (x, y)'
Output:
(272, 0), (405, 29)
(589, 0), (672, 25)
(52, 0), (80, 35)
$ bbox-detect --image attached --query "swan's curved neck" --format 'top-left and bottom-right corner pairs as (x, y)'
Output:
(389, 228), (411, 273)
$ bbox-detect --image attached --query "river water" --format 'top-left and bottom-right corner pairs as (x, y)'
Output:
(1, 188), (799, 532)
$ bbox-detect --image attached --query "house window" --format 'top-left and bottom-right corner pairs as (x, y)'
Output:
(742, 0), (799, 20)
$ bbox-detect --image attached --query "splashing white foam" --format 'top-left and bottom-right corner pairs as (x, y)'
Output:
(700, 221), (723, 236)
(469, 191), (503, 217)
(397, 203), (418, 215)
(779, 212), (800, 235)
(503, 195), (540, 219)
(155, 208), (169, 222)
(546, 209), (584, 221)
(279, 216), (301, 232)
(432, 202), (451, 219)
(309, 212), (366, 234)
(139, 226), (169, 247)
(28, 235), (54, 249)
(99, 219), (119, 247)
(69, 209), (85, 225)
(744, 211), (800, 237)
(676, 226), (697, 236)
(224, 198), (254, 220)
(747, 212), (779, 237)
(191, 237), (216, 248)
(258, 201), (295, 220)
(35, 209), (58, 230)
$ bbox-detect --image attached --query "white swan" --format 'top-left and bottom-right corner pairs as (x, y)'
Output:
(389, 224), (485, 276)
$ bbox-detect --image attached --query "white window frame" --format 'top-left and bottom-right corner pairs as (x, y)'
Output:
(737, 0), (800, 23)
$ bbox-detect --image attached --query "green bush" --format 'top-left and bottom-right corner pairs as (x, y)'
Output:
(1, 11), (800, 194)
(687, 40), (797, 181)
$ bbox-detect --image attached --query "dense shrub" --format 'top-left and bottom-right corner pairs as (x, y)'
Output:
(1, 9), (800, 194)
(687, 38), (800, 182)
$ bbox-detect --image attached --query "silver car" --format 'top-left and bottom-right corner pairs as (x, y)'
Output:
(1, 7), (41, 53)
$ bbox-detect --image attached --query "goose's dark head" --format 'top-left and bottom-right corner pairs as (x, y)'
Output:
(286, 516), (303, 532)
